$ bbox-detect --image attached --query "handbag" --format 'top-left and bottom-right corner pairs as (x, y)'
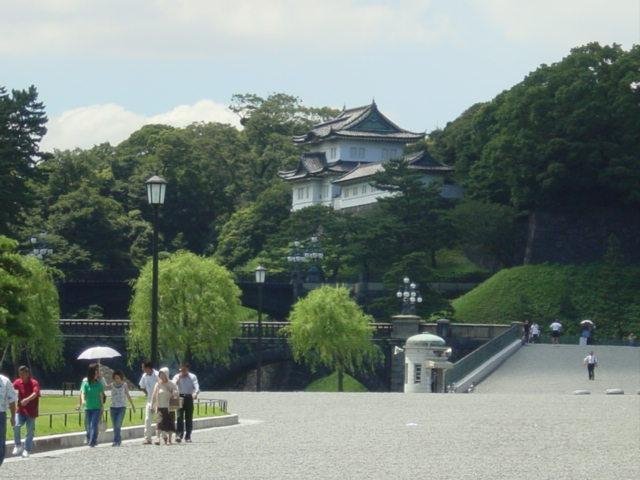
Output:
(169, 395), (183, 411)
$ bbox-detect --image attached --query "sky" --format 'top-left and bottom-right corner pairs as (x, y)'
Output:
(2, 0), (639, 151)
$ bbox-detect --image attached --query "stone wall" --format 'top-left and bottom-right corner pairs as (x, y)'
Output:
(524, 207), (640, 265)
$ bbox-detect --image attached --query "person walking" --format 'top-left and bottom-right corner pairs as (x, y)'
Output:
(138, 361), (158, 445)
(151, 367), (178, 445)
(530, 322), (541, 343)
(583, 351), (598, 380)
(0, 372), (17, 466)
(109, 370), (136, 447)
(522, 320), (532, 345)
(172, 363), (200, 443)
(549, 320), (563, 344)
(12, 366), (40, 458)
(80, 363), (105, 447)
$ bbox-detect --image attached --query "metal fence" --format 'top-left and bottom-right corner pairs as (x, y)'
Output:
(42, 398), (228, 429)
(445, 323), (521, 388)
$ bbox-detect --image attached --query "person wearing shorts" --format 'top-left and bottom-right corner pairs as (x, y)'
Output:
(549, 320), (563, 344)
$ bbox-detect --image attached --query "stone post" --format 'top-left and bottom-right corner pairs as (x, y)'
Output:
(436, 318), (451, 340)
(390, 314), (421, 392)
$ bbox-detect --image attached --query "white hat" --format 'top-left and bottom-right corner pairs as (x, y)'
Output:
(159, 367), (170, 379)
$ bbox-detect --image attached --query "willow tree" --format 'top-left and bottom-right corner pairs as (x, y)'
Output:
(285, 285), (380, 391)
(0, 236), (62, 371)
(128, 251), (241, 364)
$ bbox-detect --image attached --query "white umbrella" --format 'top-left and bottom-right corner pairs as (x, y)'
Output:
(580, 319), (594, 326)
(77, 346), (121, 364)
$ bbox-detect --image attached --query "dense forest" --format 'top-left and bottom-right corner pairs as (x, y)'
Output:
(2, 43), (639, 326)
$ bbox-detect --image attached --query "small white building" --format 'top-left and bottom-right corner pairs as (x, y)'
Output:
(278, 102), (462, 211)
(404, 333), (452, 393)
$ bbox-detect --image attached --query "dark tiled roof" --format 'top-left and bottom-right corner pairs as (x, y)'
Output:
(333, 151), (454, 185)
(278, 153), (360, 181)
(293, 102), (424, 144)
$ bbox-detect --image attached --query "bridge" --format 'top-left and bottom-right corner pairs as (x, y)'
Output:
(53, 318), (506, 391)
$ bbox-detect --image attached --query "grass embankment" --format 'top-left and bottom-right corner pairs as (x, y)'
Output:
(305, 372), (368, 392)
(6, 395), (225, 440)
(431, 249), (488, 282)
(452, 264), (640, 336)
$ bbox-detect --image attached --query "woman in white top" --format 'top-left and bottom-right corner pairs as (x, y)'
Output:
(110, 370), (136, 447)
(151, 367), (178, 445)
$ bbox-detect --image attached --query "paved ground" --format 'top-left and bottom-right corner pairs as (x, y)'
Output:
(477, 344), (640, 394)
(2, 346), (639, 479)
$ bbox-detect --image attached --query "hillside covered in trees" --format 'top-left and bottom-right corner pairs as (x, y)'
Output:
(1, 43), (639, 328)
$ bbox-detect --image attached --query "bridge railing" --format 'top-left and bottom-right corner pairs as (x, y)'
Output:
(445, 323), (521, 389)
(238, 321), (393, 339)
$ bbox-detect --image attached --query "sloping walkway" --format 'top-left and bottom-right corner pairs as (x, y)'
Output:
(476, 344), (640, 394)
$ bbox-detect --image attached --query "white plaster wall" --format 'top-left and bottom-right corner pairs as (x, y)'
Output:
(335, 182), (395, 210)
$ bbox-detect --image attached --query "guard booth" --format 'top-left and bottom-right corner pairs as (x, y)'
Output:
(404, 333), (452, 393)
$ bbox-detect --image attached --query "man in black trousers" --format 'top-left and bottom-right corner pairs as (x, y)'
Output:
(172, 363), (200, 442)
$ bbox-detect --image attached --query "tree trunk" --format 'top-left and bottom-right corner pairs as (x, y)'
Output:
(337, 368), (344, 392)
(430, 249), (437, 268)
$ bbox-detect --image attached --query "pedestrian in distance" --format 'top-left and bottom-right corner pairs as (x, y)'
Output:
(583, 351), (598, 380)
(80, 363), (105, 447)
(530, 322), (541, 343)
(172, 363), (200, 443)
(522, 320), (531, 345)
(12, 366), (40, 458)
(151, 367), (178, 445)
(109, 370), (136, 447)
(0, 371), (17, 466)
(549, 320), (563, 344)
(138, 361), (159, 445)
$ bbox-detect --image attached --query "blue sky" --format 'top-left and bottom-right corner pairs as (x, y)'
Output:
(2, 0), (638, 150)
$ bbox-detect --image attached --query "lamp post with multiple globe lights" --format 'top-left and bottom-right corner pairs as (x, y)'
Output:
(396, 276), (423, 315)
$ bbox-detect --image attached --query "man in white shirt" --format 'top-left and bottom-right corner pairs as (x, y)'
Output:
(549, 320), (563, 344)
(583, 351), (598, 380)
(0, 373), (17, 466)
(138, 361), (159, 445)
(172, 363), (200, 443)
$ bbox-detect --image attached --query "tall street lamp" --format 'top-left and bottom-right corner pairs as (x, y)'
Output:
(396, 276), (423, 315)
(286, 241), (307, 300)
(255, 265), (266, 391)
(146, 175), (167, 367)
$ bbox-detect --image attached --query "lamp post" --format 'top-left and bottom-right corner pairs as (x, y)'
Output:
(396, 276), (423, 315)
(146, 175), (167, 367)
(255, 265), (266, 392)
(304, 236), (324, 283)
(286, 241), (307, 300)
(29, 232), (54, 260)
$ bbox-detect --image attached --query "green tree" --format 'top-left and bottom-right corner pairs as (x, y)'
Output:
(128, 251), (242, 363)
(0, 236), (62, 371)
(431, 43), (640, 211)
(0, 86), (48, 235)
(284, 286), (380, 391)
(372, 157), (454, 267)
(448, 200), (519, 268)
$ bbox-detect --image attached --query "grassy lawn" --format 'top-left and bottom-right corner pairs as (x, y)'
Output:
(305, 372), (368, 392)
(7, 394), (226, 440)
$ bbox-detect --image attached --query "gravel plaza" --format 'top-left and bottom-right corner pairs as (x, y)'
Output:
(2, 345), (639, 480)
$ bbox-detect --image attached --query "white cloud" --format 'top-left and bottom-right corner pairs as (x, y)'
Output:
(473, 0), (638, 48)
(40, 100), (241, 151)
(0, 0), (453, 58)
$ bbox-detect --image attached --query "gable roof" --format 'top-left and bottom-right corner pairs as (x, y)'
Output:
(293, 102), (424, 145)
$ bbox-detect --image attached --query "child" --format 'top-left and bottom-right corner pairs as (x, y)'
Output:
(110, 370), (136, 446)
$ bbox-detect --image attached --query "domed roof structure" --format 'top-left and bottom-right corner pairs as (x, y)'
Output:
(405, 333), (446, 348)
